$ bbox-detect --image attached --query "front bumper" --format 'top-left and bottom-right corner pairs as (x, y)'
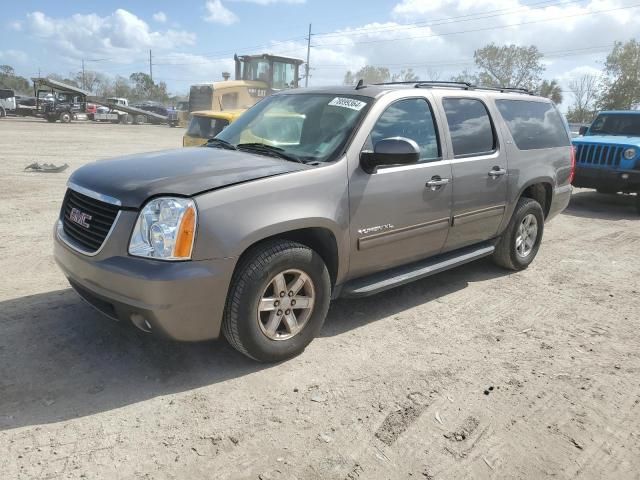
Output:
(573, 166), (640, 192)
(54, 220), (236, 341)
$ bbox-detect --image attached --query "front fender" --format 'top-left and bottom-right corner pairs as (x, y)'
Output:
(192, 161), (350, 281)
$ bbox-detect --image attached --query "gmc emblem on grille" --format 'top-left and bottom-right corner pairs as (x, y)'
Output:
(69, 207), (92, 228)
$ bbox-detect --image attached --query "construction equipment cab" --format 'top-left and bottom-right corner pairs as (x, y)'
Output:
(189, 53), (304, 113)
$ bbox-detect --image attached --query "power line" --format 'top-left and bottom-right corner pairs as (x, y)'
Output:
(311, 3), (640, 48)
(312, 0), (586, 38)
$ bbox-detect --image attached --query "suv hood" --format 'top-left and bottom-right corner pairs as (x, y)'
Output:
(69, 147), (310, 208)
(573, 135), (640, 146)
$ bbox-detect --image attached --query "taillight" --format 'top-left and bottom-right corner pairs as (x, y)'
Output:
(569, 145), (576, 184)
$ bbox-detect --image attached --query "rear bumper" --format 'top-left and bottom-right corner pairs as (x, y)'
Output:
(54, 221), (236, 341)
(547, 184), (572, 221)
(573, 166), (640, 192)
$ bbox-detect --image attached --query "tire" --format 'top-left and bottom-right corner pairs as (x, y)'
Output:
(0, 107), (5, 118)
(59, 112), (71, 123)
(46, 116), (56, 123)
(492, 197), (545, 271)
(120, 114), (133, 125)
(222, 240), (331, 362)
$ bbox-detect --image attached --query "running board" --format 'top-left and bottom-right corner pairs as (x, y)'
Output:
(339, 243), (495, 298)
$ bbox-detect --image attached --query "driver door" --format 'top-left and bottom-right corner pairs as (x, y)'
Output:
(348, 96), (453, 279)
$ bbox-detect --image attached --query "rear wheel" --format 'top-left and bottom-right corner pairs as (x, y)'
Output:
(46, 115), (56, 123)
(222, 240), (331, 362)
(492, 197), (545, 271)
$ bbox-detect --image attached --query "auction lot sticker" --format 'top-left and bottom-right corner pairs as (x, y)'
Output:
(328, 97), (367, 111)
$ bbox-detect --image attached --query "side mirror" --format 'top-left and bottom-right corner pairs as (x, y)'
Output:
(360, 137), (420, 174)
(578, 125), (588, 136)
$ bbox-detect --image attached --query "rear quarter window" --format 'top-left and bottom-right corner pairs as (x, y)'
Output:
(496, 99), (569, 150)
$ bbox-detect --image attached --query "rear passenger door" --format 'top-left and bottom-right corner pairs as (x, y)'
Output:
(441, 97), (508, 251)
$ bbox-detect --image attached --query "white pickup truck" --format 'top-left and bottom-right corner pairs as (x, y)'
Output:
(93, 97), (134, 124)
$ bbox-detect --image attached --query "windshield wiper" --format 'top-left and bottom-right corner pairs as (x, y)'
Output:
(205, 138), (237, 150)
(237, 143), (305, 163)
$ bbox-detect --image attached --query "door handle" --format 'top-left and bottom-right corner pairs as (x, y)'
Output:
(488, 167), (507, 178)
(426, 176), (450, 190)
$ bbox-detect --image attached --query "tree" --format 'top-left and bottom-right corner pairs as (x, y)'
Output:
(474, 43), (544, 90)
(343, 70), (356, 86)
(536, 79), (563, 104)
(72, 70), (108, 93)
(0, 64), (30, 94)
(450, 69), (479, 85)
(566, 74), (599, 123)
(343, 65), (391, 85)
(392, 68), (418, 82)
(598, 40), (640, 110)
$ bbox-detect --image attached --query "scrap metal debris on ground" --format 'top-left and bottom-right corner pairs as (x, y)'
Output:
(24, 162), (68, 173)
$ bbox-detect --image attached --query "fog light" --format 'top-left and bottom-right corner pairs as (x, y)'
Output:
(621, 173), (630, 180)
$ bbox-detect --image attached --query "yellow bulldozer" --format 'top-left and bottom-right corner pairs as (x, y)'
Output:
(188, 53), (304, 114)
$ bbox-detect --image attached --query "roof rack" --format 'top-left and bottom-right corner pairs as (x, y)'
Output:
(370, 80), (533, 95)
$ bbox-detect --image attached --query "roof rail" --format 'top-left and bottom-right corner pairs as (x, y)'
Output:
(371, 80), (533, 95)
(374, 80), (472, 89)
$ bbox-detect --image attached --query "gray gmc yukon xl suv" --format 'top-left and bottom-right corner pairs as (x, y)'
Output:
(54, 82), (573, 362)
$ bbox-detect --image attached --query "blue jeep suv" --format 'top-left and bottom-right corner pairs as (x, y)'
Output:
(572, 110), (640, 213)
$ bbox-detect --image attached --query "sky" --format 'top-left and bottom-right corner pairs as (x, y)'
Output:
(2, 0), (640, 106)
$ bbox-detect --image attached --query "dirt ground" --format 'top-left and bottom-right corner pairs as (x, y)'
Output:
(0, 117), (639, 480)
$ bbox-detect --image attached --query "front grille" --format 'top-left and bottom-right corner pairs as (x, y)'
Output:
(61, 189), (120, 253)
(575, 143), (623, 168)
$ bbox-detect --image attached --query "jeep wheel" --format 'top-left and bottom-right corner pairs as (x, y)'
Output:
(59, 112), (71, 123)
(492, 197), (545, 271)
(222, 240), (331, 362)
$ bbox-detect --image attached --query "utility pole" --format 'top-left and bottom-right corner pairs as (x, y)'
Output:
(81, 59), (86, 90)
(304, 23), (312, 88)
(149, 49), (153, 82)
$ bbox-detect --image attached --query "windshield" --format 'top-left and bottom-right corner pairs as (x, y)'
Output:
(215, 93), (371, 163)
(187, 116), (230, 138)
(588, 113), (640, 136)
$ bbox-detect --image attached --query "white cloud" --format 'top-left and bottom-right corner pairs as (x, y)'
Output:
(9, 20), (22, 31)
(228, 0), (305, 4)
(152, 11), (167, 23)
(24, 9), (195, 60)
(204, 0), (238, 25)
(0, 49), (28, 64)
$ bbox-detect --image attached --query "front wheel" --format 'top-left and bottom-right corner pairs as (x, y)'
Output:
(492, 197), (545, 271)
(59, 112), (71, 123)
(222, 240), (331, 362)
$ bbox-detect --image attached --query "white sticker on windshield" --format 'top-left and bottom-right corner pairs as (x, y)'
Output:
(328, 97), (367, 111)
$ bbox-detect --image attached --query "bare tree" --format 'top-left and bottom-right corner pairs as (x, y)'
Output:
(425, 67), (442, 81)
(392, 68), (418, 82)
(567, 74), (599, 123)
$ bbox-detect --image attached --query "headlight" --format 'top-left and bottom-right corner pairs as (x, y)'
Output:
(129, 197), (197, 260)
(623, 147), (636, 160)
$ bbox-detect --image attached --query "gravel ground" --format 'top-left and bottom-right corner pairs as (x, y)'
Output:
(1, 117), (639, 480)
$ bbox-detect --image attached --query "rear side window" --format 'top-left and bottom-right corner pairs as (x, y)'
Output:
(443, 98), (496, 157)
(496, 100), (569, 150)
(368, 98), (440, 162)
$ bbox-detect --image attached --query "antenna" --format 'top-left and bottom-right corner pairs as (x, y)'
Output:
(355, 79), (365, 90)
